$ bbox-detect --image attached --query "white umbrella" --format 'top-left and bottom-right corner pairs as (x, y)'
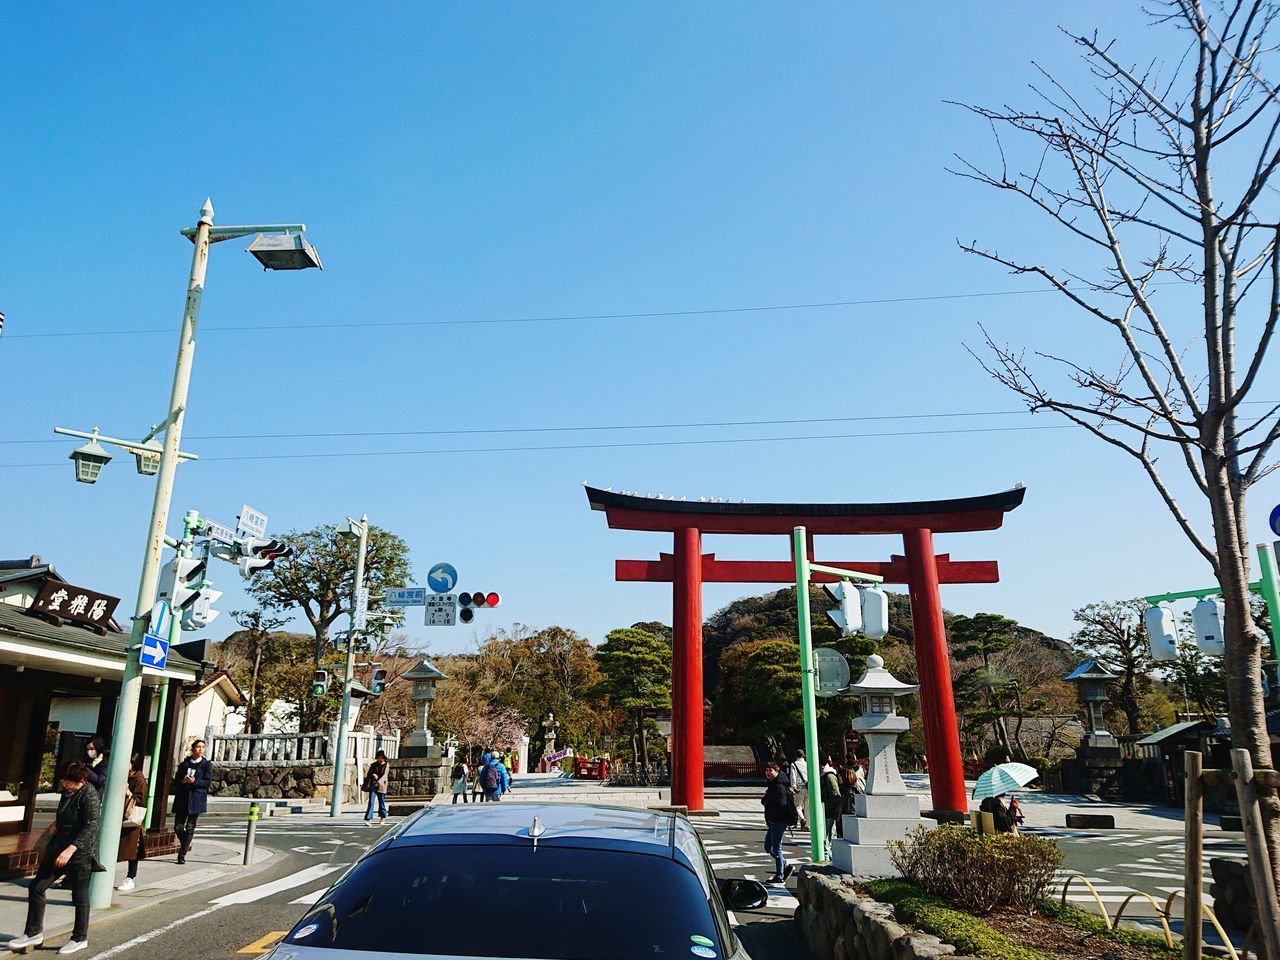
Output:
(972, 762), (1039, 800)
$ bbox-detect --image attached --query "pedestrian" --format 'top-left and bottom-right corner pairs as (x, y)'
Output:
(117, 753), (148, 892)
(362, 750), (389, 825)
(472, 753), (485, 802)
(7, 762), (102, 955)
(171, 739), (212, 864)
(1008, 794), (1025, 834)
(788, 750), (809, 830)
(820, 760), (841, 856)
(978, 793), (1015, 834)
(479, 752), (506, 802)
(450, 757), (470, 804)
(81, 736), (108, 798)
(760, 761), (796, 883)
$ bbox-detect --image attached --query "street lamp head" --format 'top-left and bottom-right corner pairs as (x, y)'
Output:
(70, 432), (112, 484)
(337, 517), (366, 540)
(246, 232), (323, 271)
(133, 437), (163, 476)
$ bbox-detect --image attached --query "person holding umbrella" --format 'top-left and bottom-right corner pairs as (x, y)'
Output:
(971, 761), (1038, 835)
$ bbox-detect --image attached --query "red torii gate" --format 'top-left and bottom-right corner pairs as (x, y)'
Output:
(585, 484), (1026, 814)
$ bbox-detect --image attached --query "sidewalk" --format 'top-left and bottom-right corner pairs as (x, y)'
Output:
(446, 772), (1190, 831)
(0, 836), (273, 947)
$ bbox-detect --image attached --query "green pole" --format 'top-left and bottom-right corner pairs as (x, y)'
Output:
(792, 526), (825, 862)
(1255, 543), (1280, 664)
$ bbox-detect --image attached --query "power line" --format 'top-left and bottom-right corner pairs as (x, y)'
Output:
(0, 283), (1120, 340)
(0, 422), (1078, 469)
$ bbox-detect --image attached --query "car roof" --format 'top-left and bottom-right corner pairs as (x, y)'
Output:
(378, 802), (682, 857)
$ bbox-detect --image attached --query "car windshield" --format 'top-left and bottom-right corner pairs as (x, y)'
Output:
(285, 843), (724, 959)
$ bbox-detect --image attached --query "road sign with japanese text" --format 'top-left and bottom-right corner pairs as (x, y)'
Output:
(236, 505), (269, 540)
(425, 594), (457, 626)
(353, 587), (369, 630)
(385, 587), (427, 607)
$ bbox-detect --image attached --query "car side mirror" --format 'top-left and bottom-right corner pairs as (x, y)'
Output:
(719, 878), (769, 910)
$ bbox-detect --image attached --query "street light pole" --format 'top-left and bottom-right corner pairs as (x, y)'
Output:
(88, 201), (212, 909)
(329, 515), (370, 817)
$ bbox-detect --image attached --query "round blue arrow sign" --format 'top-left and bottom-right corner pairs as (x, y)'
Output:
(1270, 504), (1280, 538)
(427, 562), (458, 594)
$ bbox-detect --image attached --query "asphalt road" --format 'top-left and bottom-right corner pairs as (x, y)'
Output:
(0, 812), (809, 960)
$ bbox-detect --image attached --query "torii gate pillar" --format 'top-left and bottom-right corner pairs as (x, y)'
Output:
(672, 527), (703, 809)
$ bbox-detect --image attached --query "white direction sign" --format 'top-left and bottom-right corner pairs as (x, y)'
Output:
(204, 520), (236, 545)
(236, 504), (269, 540)
(425, 594), (457, 626)
(385, 587), (427, 608)
(353, 586), (370, 630)
(814, 647), (850, 698)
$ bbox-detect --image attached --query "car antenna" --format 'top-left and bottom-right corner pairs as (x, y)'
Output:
(530, 815), (546, 851)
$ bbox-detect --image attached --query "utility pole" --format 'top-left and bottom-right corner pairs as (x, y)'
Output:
(329, 515), (370, 817)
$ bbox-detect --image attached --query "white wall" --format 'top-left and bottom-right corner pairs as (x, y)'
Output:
(180, 686), (245, 747)
(48, 696), (101, 734)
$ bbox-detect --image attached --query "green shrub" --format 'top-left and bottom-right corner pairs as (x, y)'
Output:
(1037, 899), (1180, 958)
(888, 825), (1062, 914)
(864, 879), (1051, 960)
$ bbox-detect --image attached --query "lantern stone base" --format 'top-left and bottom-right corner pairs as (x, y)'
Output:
(842, 814), (923, 846)
(854, 793), (919, 820)
(831, 839), (897, 877)
(832, 793), (922, 877)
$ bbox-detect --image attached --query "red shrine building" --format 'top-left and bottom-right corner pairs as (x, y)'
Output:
(585, 484), (1026, 814)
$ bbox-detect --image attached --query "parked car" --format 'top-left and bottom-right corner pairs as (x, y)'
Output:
(266, 802), (767, 960)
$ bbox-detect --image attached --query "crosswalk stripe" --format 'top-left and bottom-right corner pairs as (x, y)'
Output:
(211, 865), (341, 905)
(290, 887), (332, 905)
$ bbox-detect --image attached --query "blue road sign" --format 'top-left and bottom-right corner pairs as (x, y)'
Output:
(1270, 503), (1280, 537)
(427, 563), (458, 593)
(140, 632), (170, 672)
(386, 587), (428, 607)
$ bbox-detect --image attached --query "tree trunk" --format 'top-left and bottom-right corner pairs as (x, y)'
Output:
(1207, 462), (1280, 887)
(248, 643), (263, 735)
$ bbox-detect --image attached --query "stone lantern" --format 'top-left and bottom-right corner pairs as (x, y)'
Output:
(833, 654), (922, 877)
(402, 659), (446, 757)
(1063, 660), (1119, 743)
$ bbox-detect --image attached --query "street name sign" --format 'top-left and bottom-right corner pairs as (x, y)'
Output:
(140, 632), (170, 675)
(385, 587), (428, 607)
(425, 593), (457, 626)
(427, 563), (458, 593)
(353, 587), (370, 630)
(204, 520), (237, 545)
(236, 504), (269, 540)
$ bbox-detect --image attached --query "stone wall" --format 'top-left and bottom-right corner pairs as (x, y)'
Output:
(210, 761), (359, 804)
(796, 866), (973, 960)
(1210, 856), (1258, 932)
(387, 754), (451, 798)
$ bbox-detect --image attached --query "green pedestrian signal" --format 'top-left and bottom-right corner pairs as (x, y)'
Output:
(370, 667), (387, 696)
(311, 669), (328, 697)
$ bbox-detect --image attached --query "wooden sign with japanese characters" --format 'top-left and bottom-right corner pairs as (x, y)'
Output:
(29, 580), (120, 633)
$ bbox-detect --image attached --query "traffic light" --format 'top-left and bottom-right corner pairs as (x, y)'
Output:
(1143, 605), (1180, 662)
(370, 668), (387, 695)
(238, 538), (294, 579)
(1192, 597), (1226, 656)
(157, 555), (207, 612)
(822, 581), (862, 637)
(458, 591), (500, 624)
(181, 586), (223, 631)
(311, 669), (329, 697)
(860, 585), (890, 641)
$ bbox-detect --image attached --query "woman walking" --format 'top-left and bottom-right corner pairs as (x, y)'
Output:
(450, 757), (470, 804)
(82, 736), (108, 798)
(172, 739), (212, 864)
(819, 760), (842, 856)
(760, 760), (796, 884)
(7, 762), (101, 955)
(363, 750), (389, 824)
(118, 753), (148, 892)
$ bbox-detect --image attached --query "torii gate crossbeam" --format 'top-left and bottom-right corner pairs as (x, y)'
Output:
(585, 485), (1026, 815)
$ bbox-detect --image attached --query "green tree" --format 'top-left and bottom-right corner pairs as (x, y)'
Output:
(590, 627), (672, 771)
(230, 608), (289, 733)
(951, 613), (1040, 758)
(244, 523), (412, 660)
(1070, 599), (1157, 736)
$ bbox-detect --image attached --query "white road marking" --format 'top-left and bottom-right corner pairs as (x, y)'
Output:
(92, 904), (227, 959)
(210, 865), (341, 905)
(290, 886), (332, 905)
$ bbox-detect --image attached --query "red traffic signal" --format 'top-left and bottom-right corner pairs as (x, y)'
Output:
(485, 592), (501, 607)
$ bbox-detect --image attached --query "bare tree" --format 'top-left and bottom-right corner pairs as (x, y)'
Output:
(953, 1), (1280, 891)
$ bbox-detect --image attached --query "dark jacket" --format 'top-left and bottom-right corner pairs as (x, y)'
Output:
(820, 769), (842, 816)
(979, 796), (1014, 833)
(365, 759), (389, 794)
(762, 773), (794, 824)
(48, 785), (101, 877)
(84, 753), (108, 797)
(172, 756), (213, 816)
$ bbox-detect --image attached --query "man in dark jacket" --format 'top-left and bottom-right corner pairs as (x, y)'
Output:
(760, 761), (795, 883)
(172, 739), (212, 865)
(8, 761), (101, 954)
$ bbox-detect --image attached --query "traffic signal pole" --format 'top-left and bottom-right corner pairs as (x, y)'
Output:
(792, 526), (884, 862)
(329, 516), (369, 817)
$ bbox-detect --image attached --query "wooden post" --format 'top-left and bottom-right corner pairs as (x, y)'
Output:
(1230, 748), (1280, 960)
(1184, 750), (1203, 960)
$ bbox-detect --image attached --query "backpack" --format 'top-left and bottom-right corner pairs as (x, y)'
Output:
(452, 762), (466, 781)
(784, 790), (800, 827)
(480, 763), (500, 791)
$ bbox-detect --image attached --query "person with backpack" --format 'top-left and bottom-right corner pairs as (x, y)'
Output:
(760, 760), (796, 883)
(450, 758), (470, 804)
(788, 750), (809, 831)
(362, 750), (390, 825)
(480, 753), (505, 801)
(820, 760), (842, 855)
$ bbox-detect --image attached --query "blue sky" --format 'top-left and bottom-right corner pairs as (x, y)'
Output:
(3, 3), (1278, 655)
